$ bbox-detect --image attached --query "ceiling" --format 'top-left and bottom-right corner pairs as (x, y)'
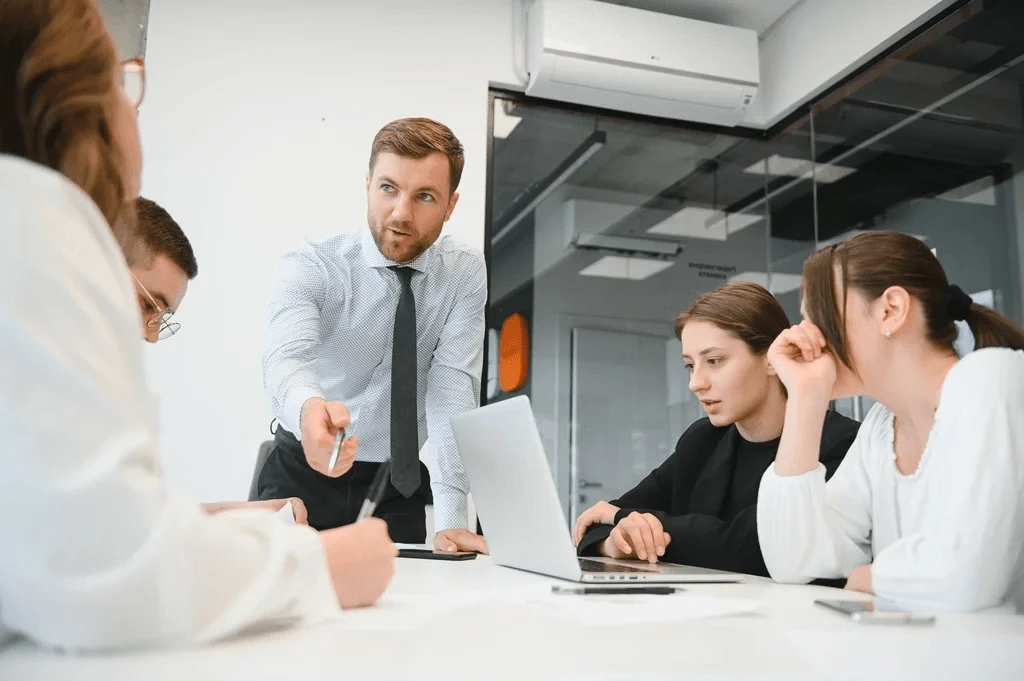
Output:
(601, 0), (802, 35)
(494, 0), (1024, 231)
(98, 0), (151, 59)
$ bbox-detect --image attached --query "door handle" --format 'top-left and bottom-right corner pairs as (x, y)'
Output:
(578, 480), (603, 489)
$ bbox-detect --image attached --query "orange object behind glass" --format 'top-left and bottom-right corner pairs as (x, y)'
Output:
(498, 313), (529, 392)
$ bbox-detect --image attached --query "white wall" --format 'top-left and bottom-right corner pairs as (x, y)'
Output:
(140, 0), (517, 500)
(745, 0), (956, 127)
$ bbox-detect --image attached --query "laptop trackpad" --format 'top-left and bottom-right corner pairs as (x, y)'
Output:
(579, 557), (661, 573)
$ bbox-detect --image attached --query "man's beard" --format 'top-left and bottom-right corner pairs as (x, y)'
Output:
(368, 214), (429, 264)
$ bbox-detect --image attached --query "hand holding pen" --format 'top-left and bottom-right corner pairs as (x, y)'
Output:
(357, 459), (392, 521)
(299, 397), (359, 477)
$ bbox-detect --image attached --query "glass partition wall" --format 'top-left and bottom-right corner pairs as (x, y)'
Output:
(485, 0), (1024, 522)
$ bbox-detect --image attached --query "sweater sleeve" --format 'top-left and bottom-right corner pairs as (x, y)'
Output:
(756, 406), (881, 583)
(643, 413), (858, 576)
(577, 426), (697, 556)
(0, 170), (339, 651)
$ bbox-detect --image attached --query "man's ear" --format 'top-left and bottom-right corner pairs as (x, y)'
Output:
(444, 191), (460, 222)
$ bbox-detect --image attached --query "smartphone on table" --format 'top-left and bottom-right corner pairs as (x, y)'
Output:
(396, 548), (478, 561)
(815, 599), (935, 625)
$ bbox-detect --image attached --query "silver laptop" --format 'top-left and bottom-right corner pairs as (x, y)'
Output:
(451, 395), (743, 584)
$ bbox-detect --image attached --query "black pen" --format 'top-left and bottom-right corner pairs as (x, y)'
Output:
(356, 459), (391, 521)
(551, 585), (678, 596)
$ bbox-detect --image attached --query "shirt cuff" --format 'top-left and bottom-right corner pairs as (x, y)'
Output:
(577, 524), (613, 556)
(432, 488), (469, 534)
(283, 386), (325, 438)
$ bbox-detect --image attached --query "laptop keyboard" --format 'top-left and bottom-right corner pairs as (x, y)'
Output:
(579, 558), (657, 573)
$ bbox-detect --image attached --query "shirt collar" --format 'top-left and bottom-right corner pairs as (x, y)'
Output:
(359, 227), (431, 273)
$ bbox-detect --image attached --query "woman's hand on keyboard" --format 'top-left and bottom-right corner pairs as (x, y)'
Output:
(573, 501), (620, 545)
(602, 512), (671, 563)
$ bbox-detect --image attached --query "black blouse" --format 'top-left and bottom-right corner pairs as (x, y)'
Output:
(577, 410), (860, 577)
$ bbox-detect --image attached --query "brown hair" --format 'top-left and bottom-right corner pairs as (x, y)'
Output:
(0, 0), (131, 227)
(131, 197), (199, 279)
(803, 231), (1024, 370)
(369, 117), (465, 194)
(675, 281), (791, 355)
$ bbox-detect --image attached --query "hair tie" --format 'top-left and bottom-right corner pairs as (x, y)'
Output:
(947, 284), (972, 322)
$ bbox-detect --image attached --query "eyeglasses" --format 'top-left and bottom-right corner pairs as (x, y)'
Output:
(130, 271), (180, 341)
(120, 57), (145, 109)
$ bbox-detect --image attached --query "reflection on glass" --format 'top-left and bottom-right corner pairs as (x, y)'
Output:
(485, 0), (1024, 519)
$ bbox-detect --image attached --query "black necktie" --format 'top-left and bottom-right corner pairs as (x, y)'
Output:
(389, 266), (420, 497)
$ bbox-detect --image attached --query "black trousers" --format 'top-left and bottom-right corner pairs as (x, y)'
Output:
(257, 426), (431, 542)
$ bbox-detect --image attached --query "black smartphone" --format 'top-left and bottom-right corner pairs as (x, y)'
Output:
(397, 548), (478, 561)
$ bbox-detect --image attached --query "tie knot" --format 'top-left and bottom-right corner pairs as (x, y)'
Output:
(389, 266), (414, 286)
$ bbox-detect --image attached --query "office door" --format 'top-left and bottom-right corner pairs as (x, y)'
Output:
(569, 328), (686, 523)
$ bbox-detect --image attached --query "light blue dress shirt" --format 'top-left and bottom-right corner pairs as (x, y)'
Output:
(263, 228), (486, 532)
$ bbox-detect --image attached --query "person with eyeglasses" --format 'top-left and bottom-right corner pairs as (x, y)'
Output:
(124, 197), (196, 343)
(124, 197), (310, 521)
(0, 0), (396, 651)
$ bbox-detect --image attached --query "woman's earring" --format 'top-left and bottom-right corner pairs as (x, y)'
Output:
(884, 329), (892, 339)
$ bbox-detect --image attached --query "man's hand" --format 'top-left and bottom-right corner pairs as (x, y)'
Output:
(320, 518), (397, 609)
(434, 528), (489, 554)
(600, 512), (671, 563)
(844, 564), (874, 594)
(300, 397), (359, 477)
(572, 501), (620, 546)
(201, 498), (308, 525)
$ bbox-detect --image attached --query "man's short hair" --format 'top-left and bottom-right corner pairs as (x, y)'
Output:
(368, 117), (465, 195)
(132, 197), (198, 279)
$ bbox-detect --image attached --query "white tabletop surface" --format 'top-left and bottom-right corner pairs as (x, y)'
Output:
(1, 555), (1022, 681)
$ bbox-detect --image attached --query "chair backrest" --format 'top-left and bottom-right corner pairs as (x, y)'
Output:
(249, 440), (275, 501)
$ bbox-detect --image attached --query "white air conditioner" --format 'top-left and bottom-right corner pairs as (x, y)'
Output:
(524, 0), (760, 126)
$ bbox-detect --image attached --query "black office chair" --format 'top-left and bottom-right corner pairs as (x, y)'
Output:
(248, 440), (274, 501)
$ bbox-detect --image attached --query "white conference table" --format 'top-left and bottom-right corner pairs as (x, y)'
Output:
(1, 555), (1022, 681)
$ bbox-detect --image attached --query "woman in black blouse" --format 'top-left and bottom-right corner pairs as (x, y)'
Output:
(574, 282), (860, 577)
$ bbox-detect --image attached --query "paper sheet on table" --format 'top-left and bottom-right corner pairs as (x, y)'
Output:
(275, 500), (296, 525)
(321, 584), (760, 631)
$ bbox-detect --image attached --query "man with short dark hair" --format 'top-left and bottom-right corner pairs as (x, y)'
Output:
(126, 197), (307, 522)
(126, 197), (198, 343)
(260, 117), (488, 553)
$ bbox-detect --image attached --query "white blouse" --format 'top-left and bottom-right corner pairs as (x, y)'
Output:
(0, 156), (338, 650)
(757, 347), (1024, 611)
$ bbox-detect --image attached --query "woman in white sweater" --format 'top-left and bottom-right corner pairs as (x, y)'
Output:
(757, 231), (1024, 612)
(0, 0), (395, 650)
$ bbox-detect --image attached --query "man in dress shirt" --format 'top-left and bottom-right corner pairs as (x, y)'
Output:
(259, 117), (488, 553)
